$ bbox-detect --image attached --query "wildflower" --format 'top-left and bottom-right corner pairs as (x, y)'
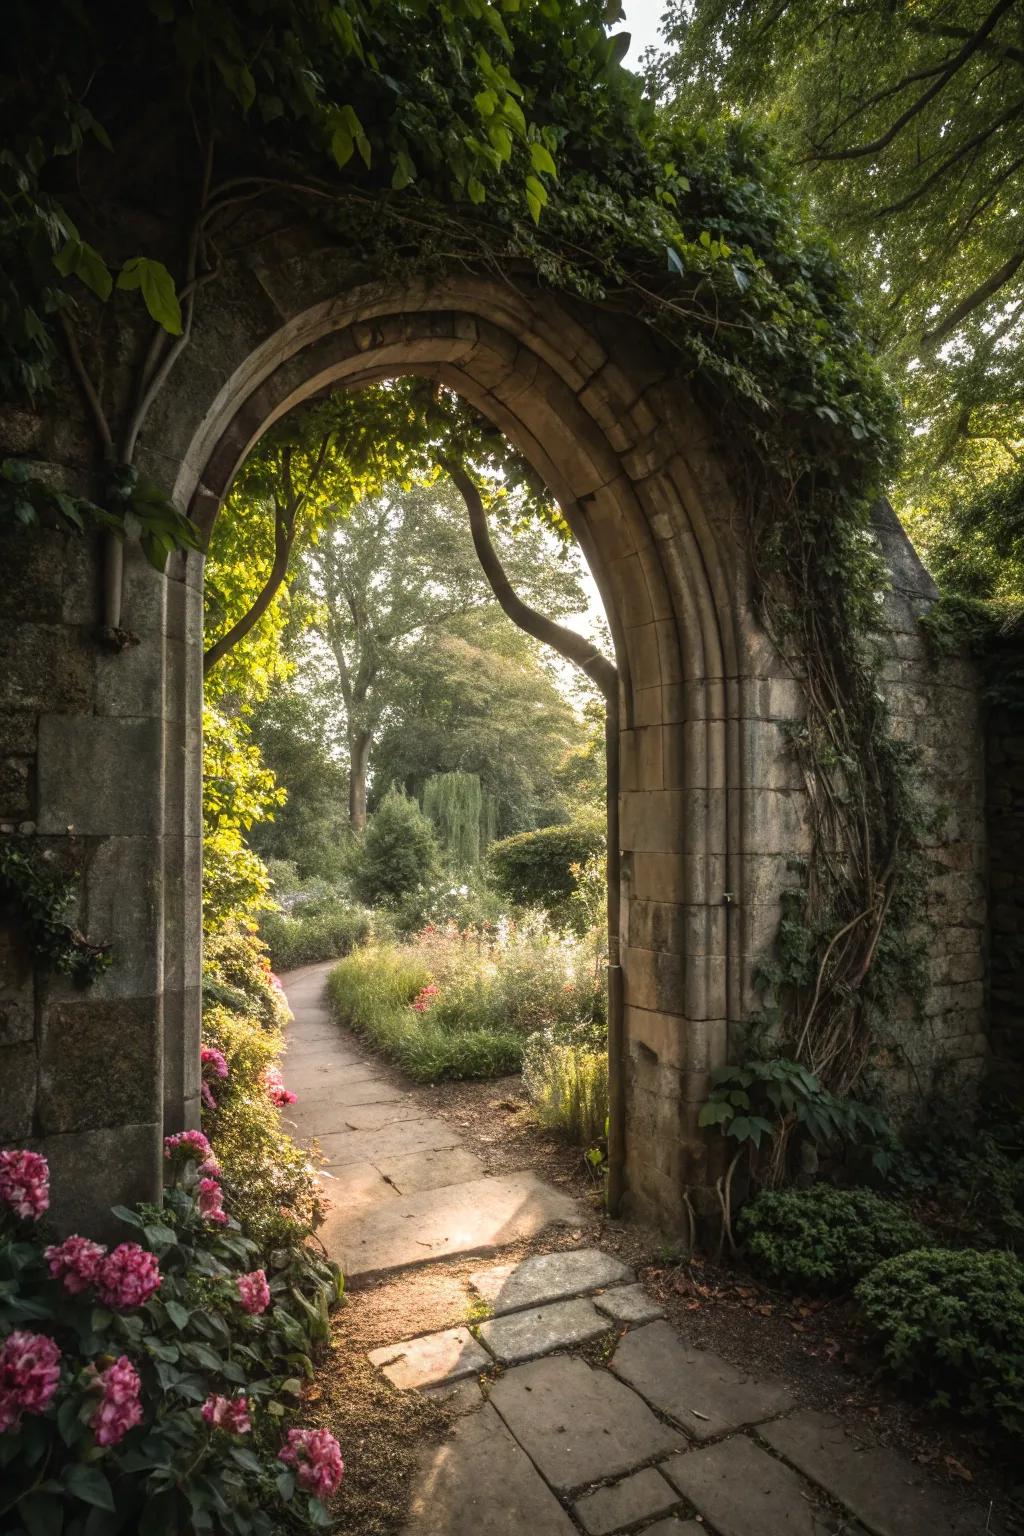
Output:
(0, 1331), (61, 1432)
(197, 1177), (229, 1226)
(278, 1427), (344, 1499)
(0, 1149), (50, 1221)
(269, 973), (285, 993)
(264, 1067), (296, 1108)
(91, 1355), (143, 1447)
(95, 1244), (161, 1309)
(163, 1129), (212, 1163)
(410, 983), (439, 1014)
(237, 1268), (271, 1316)
(45, 1235), (107, 1295)
(202, 1393), (251, 1434)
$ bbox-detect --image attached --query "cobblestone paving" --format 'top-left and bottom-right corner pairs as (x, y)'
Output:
(282, 964), (994, 1536)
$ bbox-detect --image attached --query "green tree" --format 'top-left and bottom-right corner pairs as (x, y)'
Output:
(296, 477), (586, 829)
(353, 788), (440, 907)
(658, 0), (1024, 588)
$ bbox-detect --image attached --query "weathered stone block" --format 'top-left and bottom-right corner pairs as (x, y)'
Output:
(37, 717), (163, 836)
(0, 1042), (37, 1138)
(38, 995), (161, 1133)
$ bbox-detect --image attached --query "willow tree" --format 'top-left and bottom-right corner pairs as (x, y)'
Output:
(423, 772), (485, 869)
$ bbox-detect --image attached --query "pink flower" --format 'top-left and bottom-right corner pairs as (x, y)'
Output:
(278, 1427), (344, 1499)
(91, 1355), (143, 1447)
(201, 1081), (218, 1112)
(410, 983), (438, 1014)
(95, 1244), (161, 1309)
(236, 1269), (271, 1316)
(201, 1393), (252, 1434)
(197, 1177), (229, 1226)
(0, 1149), (50, 1220)
(198, 1156), (222, 1179)
(0, 1331), (61, 1432)
(45, 1235), (107, 1295)
(264, 1067), (296, 1108)
(269, 973), (285, 993)
(200, 1046), (229, 1080)
(164, 1129), (212, 1163)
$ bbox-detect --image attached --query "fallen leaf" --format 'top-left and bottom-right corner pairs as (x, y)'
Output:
(944, 1456), (973, 1483)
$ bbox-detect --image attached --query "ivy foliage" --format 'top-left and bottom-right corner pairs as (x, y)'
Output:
(0, 838), (111, 983)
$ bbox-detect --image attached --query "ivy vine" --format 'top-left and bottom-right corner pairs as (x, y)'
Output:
(0, 838), (111, 984)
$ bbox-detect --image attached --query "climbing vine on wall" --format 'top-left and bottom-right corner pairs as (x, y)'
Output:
(0, 839), (111, 983)
(0, 1), (926, 1099)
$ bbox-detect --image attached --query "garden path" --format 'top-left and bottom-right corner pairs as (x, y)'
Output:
(280, 964), (995, 1536)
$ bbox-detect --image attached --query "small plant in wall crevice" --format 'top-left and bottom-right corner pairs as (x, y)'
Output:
(0, 836), (111, 983)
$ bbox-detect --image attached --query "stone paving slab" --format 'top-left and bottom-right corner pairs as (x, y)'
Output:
(663, 1436), (850, 1536)
(470, 1248), (634, 1315)
(611, 1320), (794, 1439)
(760, 1412), (989, 1536)
(376, 1145), (486, 1193)
(593, 1283), (664, 1324)
(339, 1172), (580, 1282)
(368, 1325), (490, 1391)
(404, 1402), (576, 1536)
(318, 1160), (400, 1211)
(316, 1115), (462, 1170)
(477, 1296), (610, 1364)
(573, 1466), (679, 1536)
(642, 1522), (705, 1536)
(488, 1355), (683, 1493)
(284, 1059), (381, 1089)
(289, 1079), (407, 1112)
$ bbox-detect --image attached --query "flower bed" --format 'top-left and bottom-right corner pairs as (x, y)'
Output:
(0, 1139), (343, 1535)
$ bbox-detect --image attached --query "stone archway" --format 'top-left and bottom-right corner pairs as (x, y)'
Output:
(2, 268), (987, 1239)
(149, 272), (810, 1233)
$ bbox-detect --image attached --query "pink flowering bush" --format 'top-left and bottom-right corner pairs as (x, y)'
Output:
(202, 1392), (252, 1434)
(264, 1066), (296, 1108)
(0, 1329), (61, 1432)
(197, 1177), (229, 1226)
(278, 1425), (344, 1499)
(91, 1354), (143, 1446)
(45, 1234), (106, 1294)
(95, 1243), (162, 1309)
(164, 1128), (213, 1163)
(0, 1147), (343, 1534)
(0, 1148), (50, 1220)
(237, 1269), (271, 1315)
(201, 1044), (230, 1110)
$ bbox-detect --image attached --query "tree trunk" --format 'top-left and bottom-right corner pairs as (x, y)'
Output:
(348, 729), (372, 831)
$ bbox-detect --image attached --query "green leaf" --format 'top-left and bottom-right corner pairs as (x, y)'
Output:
(528, 142), (557, 178)
(54, 239), (113, 302)
(487, 122), (513, 161)
(18, 1493), (63, 1536)
(391, 151), (416, 191)
(474, 89), (497, 117)
(116, 258), (183, 336)
(467, 177), (486, 205)
(63, 1465), (115, 1513)
(164, 1299), (191, 1330)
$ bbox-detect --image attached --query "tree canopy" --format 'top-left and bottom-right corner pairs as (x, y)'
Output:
(658, 0), (1024, 593)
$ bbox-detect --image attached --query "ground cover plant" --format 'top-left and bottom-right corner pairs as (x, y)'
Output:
(856, 1248), (1024, 1440)
(737, 1185), (928, 1295)
(327, 917), (604, 1085)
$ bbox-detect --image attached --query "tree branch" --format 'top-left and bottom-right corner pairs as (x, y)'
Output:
(809, 0), (1018, 162)
(203, 493), (296, 675)
(444, 457), (618, 704)
(922, 245), (1024, 346)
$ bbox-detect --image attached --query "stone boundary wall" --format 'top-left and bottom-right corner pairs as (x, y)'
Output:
(986, 700), (1024, 1095)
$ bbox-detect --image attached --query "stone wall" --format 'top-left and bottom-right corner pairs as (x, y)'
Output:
(0, 400), (202, 1234)
(987, 701), (1024, 1095)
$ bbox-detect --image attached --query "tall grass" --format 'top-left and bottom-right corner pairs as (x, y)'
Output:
(327, 919), (604, 1083)
(522, 1026), (608, 1145)
(261, 901), (371, 971)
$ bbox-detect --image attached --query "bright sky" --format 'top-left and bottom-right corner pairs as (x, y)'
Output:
(618, 0), (668, 64)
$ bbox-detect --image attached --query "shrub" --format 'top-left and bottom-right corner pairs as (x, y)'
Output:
(738, 1185), (928, 1293)
(0, 1147), (343, 1536)
(203, 925), (289, 1031)
(856, 1248), (1024, 1438)
(201, 1004), (322, 1249)
(522, 1023), (608, 1145)
(260, 902), (371, 971)
(487, 817), (605, 926)
(352, 789), (440, 906)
